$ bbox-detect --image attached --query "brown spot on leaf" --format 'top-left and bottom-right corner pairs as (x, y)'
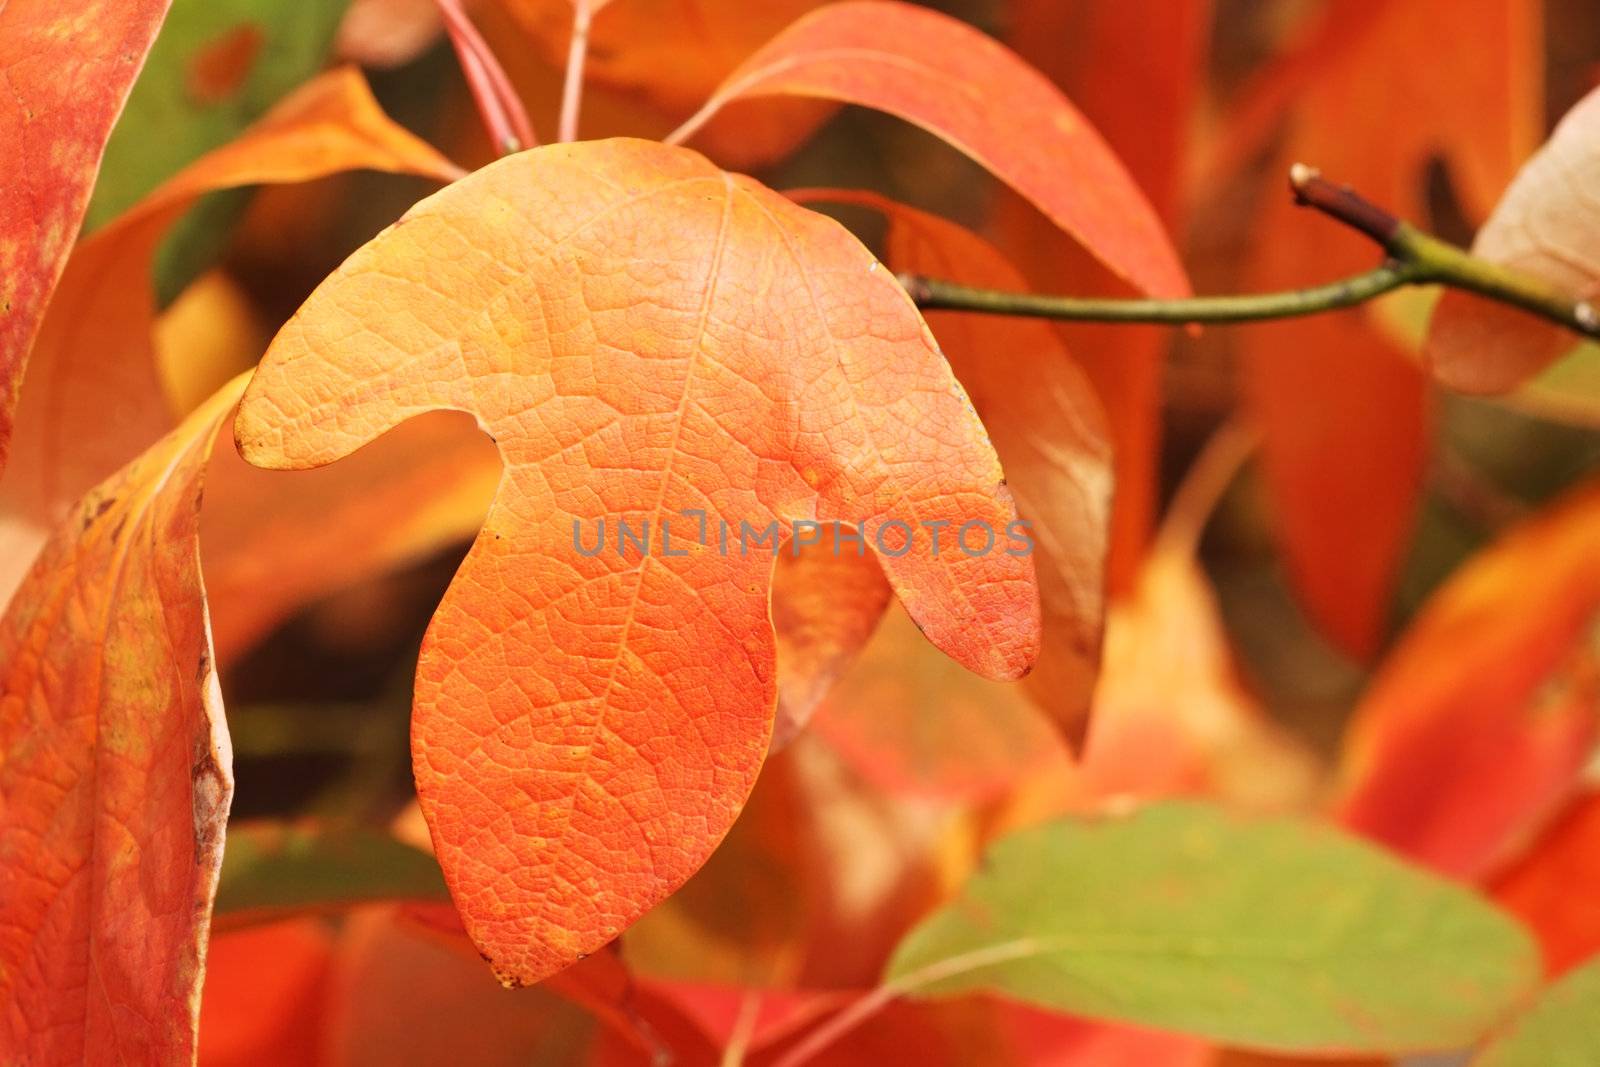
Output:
(185, 24), (265, 105)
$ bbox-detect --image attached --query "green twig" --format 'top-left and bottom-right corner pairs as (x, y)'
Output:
(900, 164), (1600, 341)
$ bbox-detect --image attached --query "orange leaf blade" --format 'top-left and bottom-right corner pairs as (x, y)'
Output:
(0, 376), (245, 1063)
(235, 138), (1041, 985)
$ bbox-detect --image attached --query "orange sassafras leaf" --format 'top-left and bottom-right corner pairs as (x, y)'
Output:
(1332, 480), (1600, 880)
(1426, 85), (1600, 395)
(0, 0), (170, 480)
(868, 193), (1112, 743)
(672, 1), (1188, 300)
(0, 374), (246, 1065)
(0, 68), (464, 603)
(234, 137), (1041, 987)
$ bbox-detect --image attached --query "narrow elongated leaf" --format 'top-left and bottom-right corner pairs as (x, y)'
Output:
(1427, 85), (1600, 394)
(234, 137), (1040, 986)
(0, 375), (245, 1065)
(997, 0), (1210, 593)
(1232, 0), (1540, 658)
(0, 0), (170, 478)
(1473, 957), (1600, 1067)
(1334, 480), (1600, 879)
(678, 1), (1188, 300)
(887, 802), (1538, 1054)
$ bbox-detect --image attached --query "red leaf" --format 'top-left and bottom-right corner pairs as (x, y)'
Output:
(0, 0), (171, 479)
(1333, 480), (1600, 879)
(199, 920), (334, 1067)
(673, 1), (1189, 300)
(996, 0), (1212, 593)
(1493, 788), (1600, 976)
(1231, 0), (1541, 658)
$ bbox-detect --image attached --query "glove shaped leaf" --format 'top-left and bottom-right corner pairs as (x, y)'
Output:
(235, 137), (1040, 986)
(888, 802), (1538, 1054)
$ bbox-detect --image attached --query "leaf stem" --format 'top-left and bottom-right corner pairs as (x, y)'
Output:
(558, 0), (594, 143)
(770, 939), (1043, 1067)
(435, 0), (535, 154)
(899, 165), (1600, 342)
(901, 263), (1418, 323)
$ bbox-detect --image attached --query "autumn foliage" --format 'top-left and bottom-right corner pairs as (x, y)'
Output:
(2, 1), (1600, 1064)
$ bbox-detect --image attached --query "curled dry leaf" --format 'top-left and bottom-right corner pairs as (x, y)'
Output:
(1426, 85), (1600, 394)
(0, 0), (171, 479)
(677, 1), (1188, 301)
(0, 67), (464, 604)
(234, 137), (1040, 986)
(0, 375), (245, 1065)
(1333, 479), (1600, 879)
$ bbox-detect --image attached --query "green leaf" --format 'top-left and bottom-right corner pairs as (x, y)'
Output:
(1474, 958), (1600, 1066)
(214, 823), (449, 927)
(86, 0), (350, 301)
(886, 801), (1538, 1054)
